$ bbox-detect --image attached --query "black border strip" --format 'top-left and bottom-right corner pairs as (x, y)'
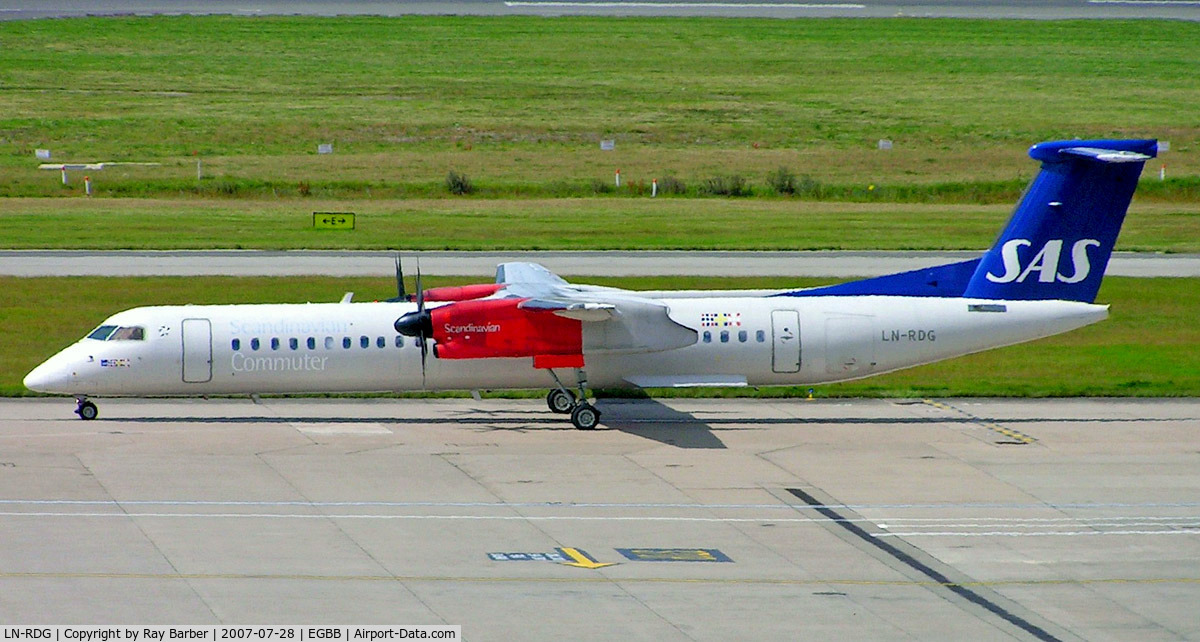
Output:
(787, 488), (1061, 642)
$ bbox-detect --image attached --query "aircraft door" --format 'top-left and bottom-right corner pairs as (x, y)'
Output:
(824, 314), (876, 376)
(771, 310), (801, 373)
(181, 318), (213, 383)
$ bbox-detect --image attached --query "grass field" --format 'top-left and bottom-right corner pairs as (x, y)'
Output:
(2, 197), (1197, 251)
(1, 16), (1198, 198)
(5, 275), (1197, 398)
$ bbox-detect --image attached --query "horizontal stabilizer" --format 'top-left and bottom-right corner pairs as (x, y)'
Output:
(1060, 147), (1151, 163)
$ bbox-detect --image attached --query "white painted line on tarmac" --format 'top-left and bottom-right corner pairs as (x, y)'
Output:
(505, 2), (865, 7)
(1089, 0), (1200, 4)
(5, 498), (1200, 510)
(878, 530), (1200, 537)
(881, 521), (1200, 530)
(5, 511), (1200, 535)
(0, 511), (862, 522)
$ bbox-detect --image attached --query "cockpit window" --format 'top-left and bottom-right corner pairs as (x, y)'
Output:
(87, 325), (118, 340)
(110, 326), (145, 341)
(87, 325), (144, 341)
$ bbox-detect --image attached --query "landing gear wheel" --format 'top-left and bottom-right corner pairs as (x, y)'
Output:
(547, 388), (576, 414)
(75, 400), (98, 421)
(570, 404), (601, 430)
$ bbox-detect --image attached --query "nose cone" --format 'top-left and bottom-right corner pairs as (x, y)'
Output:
(24, 356), (72, 393)
(395, 310), (432, 337)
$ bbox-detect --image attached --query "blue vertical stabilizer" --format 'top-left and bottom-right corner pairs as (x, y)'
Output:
(962, 139), (1157, 302)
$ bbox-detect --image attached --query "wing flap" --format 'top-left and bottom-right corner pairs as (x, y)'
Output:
(518, 299), (618, 321)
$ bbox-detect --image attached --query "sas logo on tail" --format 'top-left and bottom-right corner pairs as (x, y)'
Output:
(986, 239), (1101, 284)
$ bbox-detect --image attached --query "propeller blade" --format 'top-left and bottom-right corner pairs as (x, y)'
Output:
(395, 255), (407, 300)
(415, 258), (427, 386)
(415, 258), (425, 312)
(419, 336), (428, 389)
(393, 258), (432, 338)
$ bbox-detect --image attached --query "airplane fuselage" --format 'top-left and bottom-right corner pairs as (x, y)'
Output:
(25, 294), (1107, 397)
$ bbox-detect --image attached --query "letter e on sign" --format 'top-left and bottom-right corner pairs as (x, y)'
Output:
(313, 212), (356, 230)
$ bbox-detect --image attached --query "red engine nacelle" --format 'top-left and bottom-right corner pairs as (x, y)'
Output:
(430, 298), (583, 368)
(419, 283), (504, 302)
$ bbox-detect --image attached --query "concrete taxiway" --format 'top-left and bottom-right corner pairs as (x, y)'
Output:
(2, 396), (1198, 639)
(4, 250), (1200, 278)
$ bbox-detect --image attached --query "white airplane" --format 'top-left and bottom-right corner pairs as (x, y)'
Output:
(25, 139), (1159, 429)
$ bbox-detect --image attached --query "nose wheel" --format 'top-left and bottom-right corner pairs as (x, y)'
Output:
(75, 398), (98, 421)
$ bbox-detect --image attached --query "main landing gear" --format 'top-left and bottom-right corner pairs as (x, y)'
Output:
(546, 369), (601, 430)
(74, 396), (98, 421)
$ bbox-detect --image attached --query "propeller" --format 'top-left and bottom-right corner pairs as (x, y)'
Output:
(394, 258), (431, 386)
(395, 255), (407, 301)
(385, 255), (411, 303)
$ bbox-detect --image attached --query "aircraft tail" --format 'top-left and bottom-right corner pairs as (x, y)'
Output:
(962, 139), (1157, 302)
(776, 139), (1157, 303)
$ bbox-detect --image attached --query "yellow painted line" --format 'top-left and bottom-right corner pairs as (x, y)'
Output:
(558, 547), (617, 569)
(2, 571), (1200, 588)
(921, 399), (1036, 444)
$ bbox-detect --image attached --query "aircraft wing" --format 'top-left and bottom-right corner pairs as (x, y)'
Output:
(494, 262), (697, 354)
(495, 262), (569, 287)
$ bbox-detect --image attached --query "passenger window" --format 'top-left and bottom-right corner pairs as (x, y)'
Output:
(307, 337), (316, 350)
(702, 331), (711, 343)
(395, 335), (404, 348)
(271, 338), (280, 351)
(376, 336), (385, 349)
(342, 337), (351, 349)
(360, 336), (369, 349)
(289, 338), (298, 350)
(251, 338), (260, 351)
(720, 331), (729, 343)
(738, 330), (748, 343)
(756, 330), (766, 343)
(87, 325), (118, 341)
(324, 336), (334, 350)
(232, 338), (241, 351)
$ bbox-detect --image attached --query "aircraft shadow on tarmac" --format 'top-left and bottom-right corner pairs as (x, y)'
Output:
(103, 399), (735, 449)
(590, 398), (730, 449)
(95, 399), (1190, 449)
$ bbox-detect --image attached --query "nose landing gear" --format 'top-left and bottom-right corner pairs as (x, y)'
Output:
(74, 396), (98, 421)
